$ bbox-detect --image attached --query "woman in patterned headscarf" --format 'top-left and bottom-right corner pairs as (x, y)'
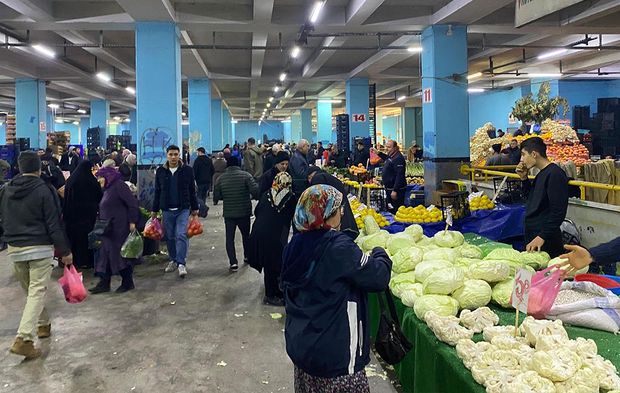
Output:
(248, 171), (296, 306)
(280, 185), (392, 393)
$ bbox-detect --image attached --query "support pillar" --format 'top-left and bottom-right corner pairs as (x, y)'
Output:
(211, 99), (223, 150)
(283, 120), (292, 143)
(188, 79), (212, 154)
(79, 117), (89, 147)
(128, 110), (137, 146)
(403, 107), (423, 150)
(90, 99), (109, 149)
(135, 21), (182, 165)
(345, 77), (370, 148)
(421, 24), (469, 203)
(300, 108), (312, 142)
(291, 112), (301, 143)
(317, 100), (332, 144)
(15, 78), (46, 149)
(222, 109), (231, 145)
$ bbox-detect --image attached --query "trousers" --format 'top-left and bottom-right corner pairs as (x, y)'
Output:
(163, 209), (190, 265)
(13, 258), (53, 341)
(224, 216), (251, 265)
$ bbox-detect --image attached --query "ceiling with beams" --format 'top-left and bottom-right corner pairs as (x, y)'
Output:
(0, 0), (619, 121)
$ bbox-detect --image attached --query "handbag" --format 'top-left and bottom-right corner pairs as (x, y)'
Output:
(375, 289), (413, 365)
(88, 219), (111, 250)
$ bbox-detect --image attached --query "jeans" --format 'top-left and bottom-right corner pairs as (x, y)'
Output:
(163, 209), (190, 265)
(224, 216), (251, 265)
(13, 258), (53, 341)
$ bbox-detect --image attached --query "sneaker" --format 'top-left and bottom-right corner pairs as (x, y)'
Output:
(10, 337), (41, 360)
(37, 324), (51, 339)
(230, 263), (239, 272)
(164, 261), (178, 273)
(178, 264), (187, 278)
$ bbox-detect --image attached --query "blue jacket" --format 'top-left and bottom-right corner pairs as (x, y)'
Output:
(590, 237), (620, 265)
(379, 151), (406, 192)
(281, 229), (392, 378)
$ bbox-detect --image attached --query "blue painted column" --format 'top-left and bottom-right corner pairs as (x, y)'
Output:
(283, 120), (292, 142)
(403, 107), (423, 150)
(291, 112), (302, 143)
(188, 79), (212, 154)
(211, 99), (223, 150)
(421, 24), (469, 203)
(90, 99), (109, 148)
(128, 110), (137, 145)
(79, 117), (89, 147)
(317, 100), (332, 144)
(135, 21), (182, 165)
(222, 109), (231, 145)
(15, 78), (46, 149)
(300, 109), (312, 142)
(46, 110), (55, 134)
(231, 121), (236, 144)
(345, 77), (370, 148)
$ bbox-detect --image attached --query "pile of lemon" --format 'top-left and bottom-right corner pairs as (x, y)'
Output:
(470, 195), (495, 211)
(355, 209), (389, 230)
(343, 179), (361, 188)
(394, 205), (443, 224)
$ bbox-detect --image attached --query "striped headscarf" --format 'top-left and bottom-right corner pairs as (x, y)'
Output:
(293, 184), (343, 232)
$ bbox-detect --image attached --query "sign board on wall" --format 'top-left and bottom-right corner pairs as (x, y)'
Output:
(352, 114), (367, 122)
(515, 0), (583, 27)
(422, 88), (432, 104)
(39, 121), (46, 132)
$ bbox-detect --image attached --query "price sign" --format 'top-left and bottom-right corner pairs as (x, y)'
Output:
(352, 114), (366, 122)
(422, 88), (432, 104)
(511, 268), (533, 313)
(445, 206), (453, 227)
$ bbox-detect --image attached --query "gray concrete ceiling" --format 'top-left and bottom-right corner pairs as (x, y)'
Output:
(0, 0), (619, 120)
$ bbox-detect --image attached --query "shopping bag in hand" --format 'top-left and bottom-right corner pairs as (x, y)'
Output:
(370, 150), (381, 165)
(58, 265), (88, 304)
(120, 230), (144, 259)
(187, 216), (204, 238)
(528, 265), (567, 319)
(143, 217), (163, 241)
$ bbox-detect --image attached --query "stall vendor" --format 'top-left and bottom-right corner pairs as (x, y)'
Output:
(373, 140), (406, 213)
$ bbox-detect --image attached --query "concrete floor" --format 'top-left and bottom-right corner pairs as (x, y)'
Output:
(0, 198), (399, 393)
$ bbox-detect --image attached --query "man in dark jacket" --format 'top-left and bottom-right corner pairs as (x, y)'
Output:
(243, 137), (264, 180)
(375, 140), (406, 212)
(517, 137), (568, 258)
(59, 147), (81, 173)
(352, 141), (370, 166)
(0, 151), (72, 360)
(213, 156), (259, 271)
(193, 147), (214, 216)
(289, 139), (310, 197)
(503, 139), (521, 165)
(152, 145), (199, 278)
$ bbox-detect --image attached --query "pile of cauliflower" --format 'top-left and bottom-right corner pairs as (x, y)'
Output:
(453, 315), (620, 393)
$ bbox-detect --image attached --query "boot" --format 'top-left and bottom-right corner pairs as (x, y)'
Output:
(263, 296), (285, 307)
(89, 277), (111, 294)
(37, 324), (51, 339)
(116, 268), (135, 293)
(10, 337), (41, 359)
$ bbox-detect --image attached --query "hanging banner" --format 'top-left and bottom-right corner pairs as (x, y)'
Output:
(515, 0), (584, 27)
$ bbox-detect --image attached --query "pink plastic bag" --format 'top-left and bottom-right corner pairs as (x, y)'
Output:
(143, 217), (164, 241)
(527, 265), (567, 318)
(58, 265), (88, 304)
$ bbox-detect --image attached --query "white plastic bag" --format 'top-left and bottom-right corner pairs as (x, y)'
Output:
(547, 281), (620, 333)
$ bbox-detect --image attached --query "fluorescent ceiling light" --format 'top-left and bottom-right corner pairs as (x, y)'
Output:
(266, 103), (271, 108)
(309, 1), (325, 23)
(467, 72), (482, 80)
(231, 119), (238, 124)
(274, 86), (280, 92)
(279, 72), (287, 82)
(468, 88), (485, 93)
(397, 95), (407, 102)
(407, 46), (423, 53)
(113, 116), (121, 121)
(77, 108), (87, 114)
(269, 97), (274, 102)
(48, 103), (59, 109)
(124, 118), (131, 123)
(537, 49), (568, 60)
(72, 121), (79, 125)
(32, 44), (55, 58)
(96, 72), (112, 82)
(528, 73), (562, 78)
(55, 118), (63, 123)
(318, 99), (341, 104)
(182, 112), (187, 116)
(290, 46), (301, 58)
(125, 86), (135, 95)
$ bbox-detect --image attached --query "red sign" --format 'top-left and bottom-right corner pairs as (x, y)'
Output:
(511, 268), (533, 313)
(352, 114), (366, 122)
(422, 88), (432, 104)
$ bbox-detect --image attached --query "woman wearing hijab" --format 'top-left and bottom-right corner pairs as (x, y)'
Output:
(281, 185), (392, 392)
(258, 151), (290, 195)
(119, 153), (138, 185)
(248, 172), (296, 306)
(63, 161), (103, 269)
(89, 167), (140, 294)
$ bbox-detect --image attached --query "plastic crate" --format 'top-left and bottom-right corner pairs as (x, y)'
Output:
(440, 191), (470, 220)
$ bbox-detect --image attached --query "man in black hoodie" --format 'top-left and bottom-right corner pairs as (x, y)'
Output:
(193, 147), (214, 216)
(0, 151), (72, 360)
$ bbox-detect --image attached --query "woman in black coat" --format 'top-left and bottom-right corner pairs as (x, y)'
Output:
(248, 171), (296, 306)
(63, 161), (103, 269)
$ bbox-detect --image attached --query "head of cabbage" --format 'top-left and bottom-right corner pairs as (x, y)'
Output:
(391, 246), (424, 273)
(467, 260), (511, 283)
(458, 244), (483, 259)
(423, 247), (461, 263)
(484, 248), (522, 262)
(389, 271), (417, 297)
(433, 230), (465, 248)
(386, 232), (416, 255)
(417, 236), (435, 247)
(454, 257), (483, 269)
(423, 267), (465, 295)
(491, 278), (514, 308)
(452, 279), (492, 309)
(415, 259), (453, 283)
(414, 294), (459, 319)
(519, 251), (550, 270)
(361, 230), (390, 252)
(404, 224), (424, 242)
(399, 283), (424, 307)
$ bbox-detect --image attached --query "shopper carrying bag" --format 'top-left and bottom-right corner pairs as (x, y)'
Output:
(375, 289), (413, 365)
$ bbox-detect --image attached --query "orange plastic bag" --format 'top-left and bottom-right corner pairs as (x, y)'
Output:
(187, 216), (204, 238)
(370, 150), (381, 165)
(58, 265), (88, 304)
(143, 217), (164, 241)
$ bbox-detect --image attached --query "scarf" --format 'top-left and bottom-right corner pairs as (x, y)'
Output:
(268, 172), (293, 212)
(293, 184), (343, 232)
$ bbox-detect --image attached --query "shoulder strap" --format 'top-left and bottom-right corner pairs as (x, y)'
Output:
(377, 289), (400, 324)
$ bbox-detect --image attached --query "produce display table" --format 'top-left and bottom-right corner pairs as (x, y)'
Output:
(367, 293), (620, 393)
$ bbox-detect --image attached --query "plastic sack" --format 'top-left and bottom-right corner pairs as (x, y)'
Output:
(187, 216), (204, 238)
(527, 265), (566, 319)
(120, 230), (144, 259)
(547, 281), (620, 333)
(370, 150), (381, 165)
(143, 217), (163, 241)
(58, 265), (88, 304)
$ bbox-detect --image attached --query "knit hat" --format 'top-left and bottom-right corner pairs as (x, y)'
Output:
(226, 156), (240, 167)
(18, 151), (41, 174)
(275, 151), (290, 164)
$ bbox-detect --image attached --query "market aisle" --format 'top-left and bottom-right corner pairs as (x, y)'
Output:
(0, 198), (398, 393)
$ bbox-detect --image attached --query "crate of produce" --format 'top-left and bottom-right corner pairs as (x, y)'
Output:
(439, 191), (470, 220)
